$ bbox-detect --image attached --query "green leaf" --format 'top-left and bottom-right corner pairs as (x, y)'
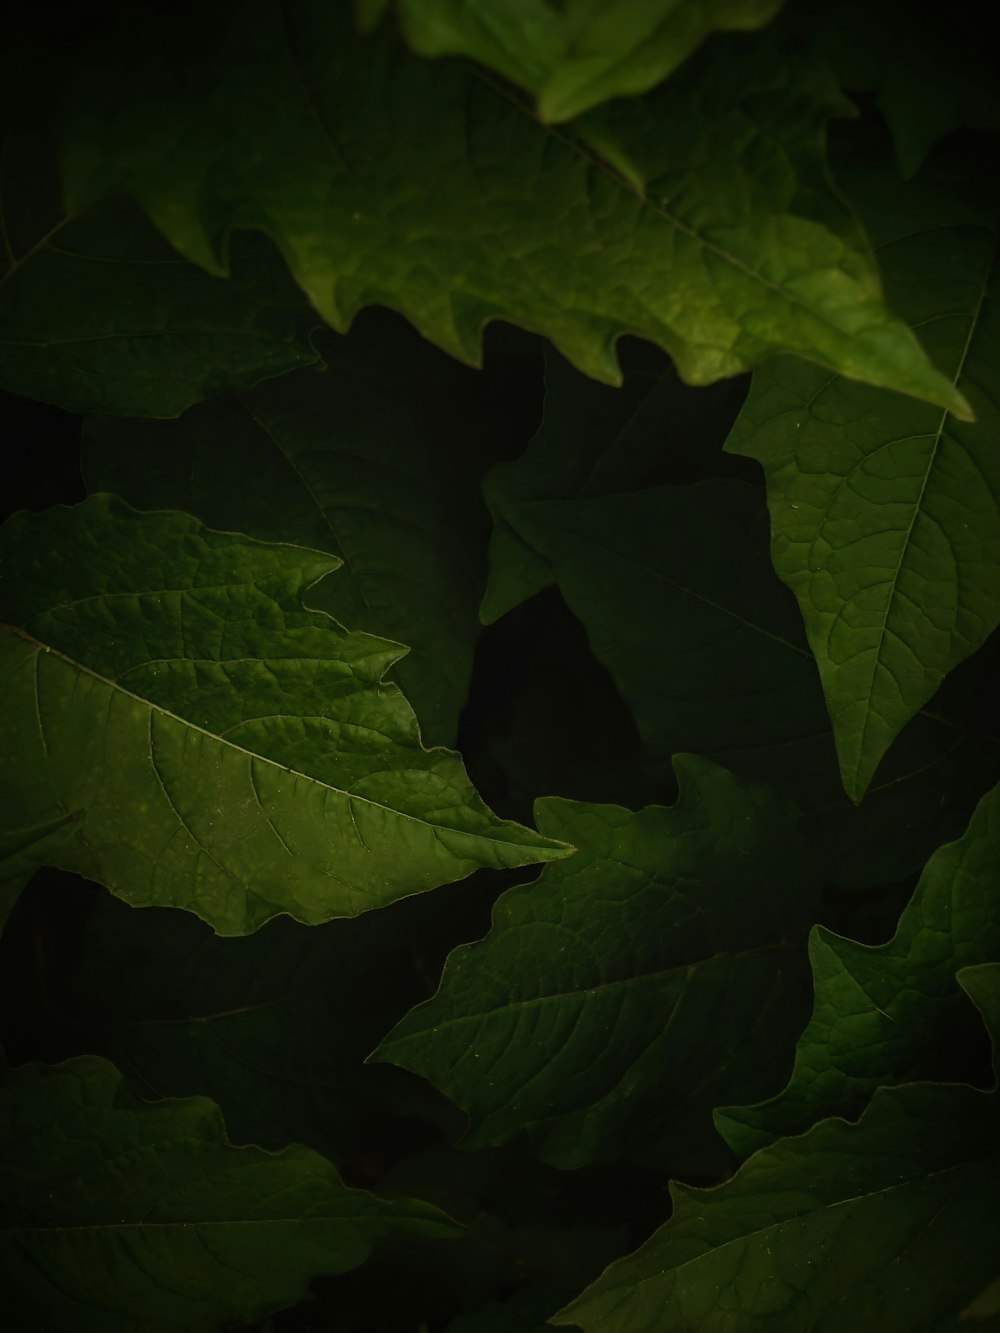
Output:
(0, 124), (320, 416)
(0, 1055), (458, 1332)
(482, 349), (999, 882)
(481, 344), (752, 624)
(554, 963), (1000, 1333)
(716, 779), (1000, 1159)
(489, 475), (838, 806)
(799, 2), (999, 178)
(84, 311), (506, 745)
(0, 496), (566, 934)
(48, 0), (968, 412)
(377, 757), (817, 1173)
(725, 162), (1000, 800)
(20, 880), (488, 1166)
(379, 0), (785, 123)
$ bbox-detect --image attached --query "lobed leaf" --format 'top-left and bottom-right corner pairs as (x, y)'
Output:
(800, 1), (999, 178)
(0, 126), (320, 416)
(45, 0), (968, 412)
(0, 496), (566, 934)
(377, 756), (817, 1173)
(726, 162), (1000, 800)
(481, 343), (752, 625)
(22, 879), (487, 1166)
(0, 1055), (458, 1331)
(717, 779), (1000, 1158)
(84, 313), (507, 745)
(370, 0), (785, 123)
(488, 475), (838, 808)
(482, 348), (1000, 879)
(555, 964), (1000, 1333)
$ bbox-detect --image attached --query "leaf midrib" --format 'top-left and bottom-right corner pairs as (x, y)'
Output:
(389, 936), (797, 1040)
(572, 1142), (995, 1310)
(851, 234), (996, 793)
(273, 4), (943, 398)
(5, 625), (542, 852)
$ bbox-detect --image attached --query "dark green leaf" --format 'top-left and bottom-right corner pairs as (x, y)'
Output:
(555, 963), (1000, 1333)
(490, 475), (837, 806)
(802, 1), (999, 177)
(481, 344), (752, 624)
(725, 162), (1000, 800)
(47, 0), (968, 411)
(483, 349), (999, 880)
(717, 779), (1000, 1158)
(378, 757), (817, 1173)
(0, 1055), (458, 1332)
(84, 312), (509, 745)
(0, 496), (566, 934)
(0, 125), (320, 415)
(10, 877), (498, 1167)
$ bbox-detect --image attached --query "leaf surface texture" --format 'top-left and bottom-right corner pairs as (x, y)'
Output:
(48, 0), (967, 411)
(726, 163), (1000, 798)
(376, 0), (785, 122)
(378, 757), (817, 1172)
(0, 496), (565, 933)
(0, 1056), (457, 1331)
(555, 963), (1000, 1332)
(717, 778), (1000, 1156)
(84, 314), (509, 744)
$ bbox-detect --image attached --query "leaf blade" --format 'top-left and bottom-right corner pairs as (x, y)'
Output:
(716, 779), (1000, 1158)
(726, 163), (1000, 799)
(84, 313), (509, 745)
(555, 964), (1000, 1333)
(385, 0), (786, 123)
(47, 0), (968, 413)
(0, 1055), (458, 1332)
(377, 757), (817, 1173)
(0, 124), (321, 416)
(0, 497), (566, 934)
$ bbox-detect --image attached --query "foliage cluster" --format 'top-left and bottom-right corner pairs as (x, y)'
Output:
(1, 1), (999, 1329)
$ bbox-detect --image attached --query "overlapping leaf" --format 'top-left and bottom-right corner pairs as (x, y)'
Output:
(18, 881), (487, 1166)
(490, 475), (845, 811)
(84, 312), (508, 744)
(0, 126), (320, 415)
(0, 496), (565, 934)
(799, 1), (999, 178)
(366, 0), (785, 123)
(0, 1055), (458, 1332)
(378, 757), (817, 1173)
(555, 963), (1000, 1333)
(483, 349), (999, 879)
(42, 0), (969, 411)
(726, 162), (1000, 800)
(481, 344), (752, 624)
(717, 779), (1000, 1158)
